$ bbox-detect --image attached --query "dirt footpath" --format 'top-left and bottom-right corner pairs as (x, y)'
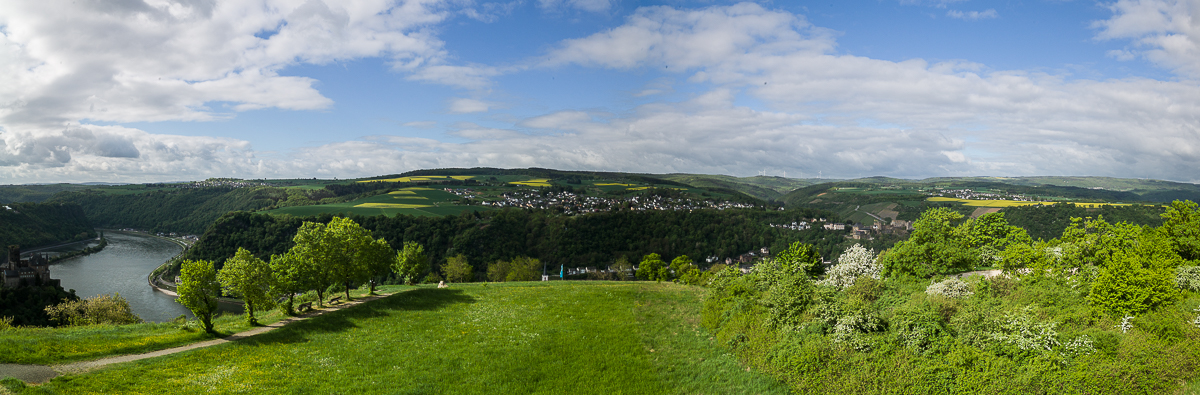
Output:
(0, 293), (390, 385)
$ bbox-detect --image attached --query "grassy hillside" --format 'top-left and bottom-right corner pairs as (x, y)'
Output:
(8, 282), (788, 394)
(658, 174), (819, 201)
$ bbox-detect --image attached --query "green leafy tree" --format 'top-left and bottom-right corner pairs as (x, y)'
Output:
(324, 217), (380, 301)
(394, 241), (430, 285)
(1161, 200), (1200, 261)
(269, 252), (307, 315)
(487, 259), (510, 282)
(506, 256), (541, 282)
(218, 247), (276, 325)
(670, 255), (702, 285)
(1086, 222), (1183, 317)
(881, 207), (976, 278)
(611, 256), (634, 280)
(443, 254), (473, 283)
(177, 259), (221, 333)
(776, 241), (822, 276)
(637, 253), (666, 282)
(290, 221), (336, 304)
(361, 238), (396, 294)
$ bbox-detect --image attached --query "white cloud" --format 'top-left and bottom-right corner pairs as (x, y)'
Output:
(448, 98), (490, 113)
(0, 0), (454, 129)
(947, 9), (998, 20)
(1093, 0), (1200, 77)
(538, 0), (613, 13)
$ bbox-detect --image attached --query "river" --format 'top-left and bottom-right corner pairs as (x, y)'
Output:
(48, 231), (202, 323)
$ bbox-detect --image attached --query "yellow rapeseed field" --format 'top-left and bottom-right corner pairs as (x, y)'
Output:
(357, 175), (474, 183)
(509, 179), (551, 187)
(926, 197), (1135, 208)
(354, 203), (432, 209)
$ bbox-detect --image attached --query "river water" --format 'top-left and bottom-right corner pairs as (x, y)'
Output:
(49, 231), (193, 323)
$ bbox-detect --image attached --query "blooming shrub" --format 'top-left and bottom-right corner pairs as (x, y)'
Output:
(985, 308), (1060, 352)
(818, 244), (880, 290)
(1176, 266), (1200, 291)
(925, 278), (974, 299)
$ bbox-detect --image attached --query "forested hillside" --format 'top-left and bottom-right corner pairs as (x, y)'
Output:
(0, 202), (95, 251)
(1000, 203), (1165, 241)
(184, 207), (857, 275)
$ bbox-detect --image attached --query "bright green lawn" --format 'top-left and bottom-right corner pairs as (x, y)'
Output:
(9, 282), (786, 394)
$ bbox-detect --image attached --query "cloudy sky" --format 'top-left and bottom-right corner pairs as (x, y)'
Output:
(1, 0), (1199, 183)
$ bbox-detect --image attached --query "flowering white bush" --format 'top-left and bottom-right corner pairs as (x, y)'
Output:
(1175, 266), (1200, 291)
(1063, 335), (1096, 357)
(986, 308), (1060, 352)
(925, 278), (974, 299)
(832, 311), (884, 352)
(818, 244), (880, 289)
(1117, 315), (1134, 334)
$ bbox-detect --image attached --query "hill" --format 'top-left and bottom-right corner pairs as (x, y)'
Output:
(0, 202), (96, 251)
(13, 282), (789, 394)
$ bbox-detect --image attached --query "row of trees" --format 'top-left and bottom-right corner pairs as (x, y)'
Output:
(177, 217), (429, 333)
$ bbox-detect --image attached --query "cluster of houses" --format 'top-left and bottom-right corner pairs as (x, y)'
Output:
(146, 178), (270, 189)
(933, 188), (1036, 201)
(455, 188), (760, 215)
(1, 246), (54, 289)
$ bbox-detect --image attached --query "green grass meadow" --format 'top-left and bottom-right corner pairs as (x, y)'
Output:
(6, 282), (786, 394)
(267, 187), (492, 217)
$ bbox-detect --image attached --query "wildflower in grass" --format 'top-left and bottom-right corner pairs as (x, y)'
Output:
(1116, 315), (1134, 334)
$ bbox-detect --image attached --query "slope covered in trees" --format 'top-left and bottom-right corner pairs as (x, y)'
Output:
(182, 207), (848, 277)
(0, 202), (95, 250)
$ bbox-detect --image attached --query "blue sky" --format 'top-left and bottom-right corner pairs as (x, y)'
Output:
(1, 0), (1198, 183)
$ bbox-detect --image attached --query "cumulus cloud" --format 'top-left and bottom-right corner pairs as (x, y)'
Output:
(1093, 0), (1200, 77)
(0, 0), (454, 129)
(947, 9), (998, 20)
(448, 98), (490, 113)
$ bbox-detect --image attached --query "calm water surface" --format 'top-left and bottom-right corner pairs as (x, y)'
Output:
(50, 231), (191, 323)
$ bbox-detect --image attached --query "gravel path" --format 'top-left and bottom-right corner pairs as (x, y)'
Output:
(0, 293), (391, 385)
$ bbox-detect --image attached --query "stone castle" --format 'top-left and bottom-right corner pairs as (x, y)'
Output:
(1, 245), (51, 288)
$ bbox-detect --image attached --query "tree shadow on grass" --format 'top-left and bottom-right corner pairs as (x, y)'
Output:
(240, 288), (477, 346)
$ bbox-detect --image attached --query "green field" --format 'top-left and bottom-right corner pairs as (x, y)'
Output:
(267, 187), (493, 217)
(6, 282), (787, 394)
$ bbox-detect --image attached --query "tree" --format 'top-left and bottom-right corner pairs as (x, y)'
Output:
(776, 241), (823, 276)
(637, 253), (666, 282)
(1161, 200), (1200, 261)
(443, 254), (473, 283)
(394, 241), (430, 285)
(611, 256), (634, 280)
(881, 208), (976, 278)
(1083, 221), (1183, 317)
(670, 255), (702, 285)
(361, 238), (396, 294)
(269, 252), (306, 315)
(177, 259), (221, 333)
(324, 217), (380, 300)
(290, 221), (335, 304)
(218, 247), (275, 325)
(506, 256), (541, 282)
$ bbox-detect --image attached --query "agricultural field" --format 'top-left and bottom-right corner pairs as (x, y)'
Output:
(6, 282), (788, 394)
(266, 187), (489, 217)
(926, 197), (1136, 208)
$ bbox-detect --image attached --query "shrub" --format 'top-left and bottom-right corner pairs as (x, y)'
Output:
(1176, 265), (1200, 291)
(818, 244), (880, 290)
(925, 278), (974, 299)
(44, 293), (142, 326)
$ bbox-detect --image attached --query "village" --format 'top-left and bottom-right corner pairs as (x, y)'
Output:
(446, 188), (761, 215)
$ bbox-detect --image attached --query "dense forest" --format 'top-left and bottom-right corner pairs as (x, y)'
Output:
(1000, 203), (1166, 241)
(0, 284), (78, 327)
(0, 202), (96, 251)
(183, 207), (856, 277)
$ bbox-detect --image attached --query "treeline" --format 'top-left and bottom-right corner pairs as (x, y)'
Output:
(1000, 203), (1165, 241)
(182, 208), (848, 276)
(0, 285), (78, 327)
(0, 202), (95, 252)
